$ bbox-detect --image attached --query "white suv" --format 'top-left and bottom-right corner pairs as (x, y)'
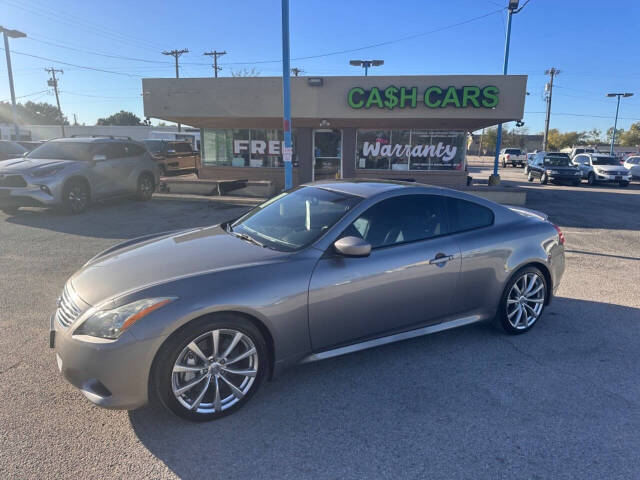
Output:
(573, 153), (631, 187)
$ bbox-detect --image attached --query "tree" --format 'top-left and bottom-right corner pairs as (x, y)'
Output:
(231, 67), (260, 77)
(0, 101), (69, 125)
(619, 122), (640, 147)
(96, 110), (142, 126)
(586, 128), (601, 145)
(605, 126), (624, 144)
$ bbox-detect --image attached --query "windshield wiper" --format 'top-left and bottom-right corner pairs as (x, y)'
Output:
(229, 230), (266, 248)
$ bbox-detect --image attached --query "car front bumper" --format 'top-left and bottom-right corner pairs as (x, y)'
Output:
(548, 173), (582, 182)
(593, 173), (631, 182)
(51, 314), (162, 410)
(0, 182), (61, 207)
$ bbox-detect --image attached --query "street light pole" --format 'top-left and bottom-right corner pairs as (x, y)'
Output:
(489, 0), (522, 186)
(0, 26), (26, 141)
(281, 0), (293, 190)
(349, 59), (384, 76)
(606, 93), (633, 155)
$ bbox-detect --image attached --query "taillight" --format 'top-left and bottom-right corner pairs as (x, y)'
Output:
(552, 223), (565, 245)
(506, 154), (510, 160)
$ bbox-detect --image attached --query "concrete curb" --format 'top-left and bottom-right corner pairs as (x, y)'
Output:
(152, 193), (265, 207)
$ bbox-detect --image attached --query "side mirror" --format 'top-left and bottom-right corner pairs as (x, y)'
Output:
(92, 154), (107, 162)
(334, 236), (371, 257)
(22, 151), (29, 157)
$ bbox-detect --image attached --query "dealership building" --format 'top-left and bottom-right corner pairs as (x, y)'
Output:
(143, 75), (527, 190)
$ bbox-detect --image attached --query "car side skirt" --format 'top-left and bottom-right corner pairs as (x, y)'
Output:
(300, 314), (484, 364)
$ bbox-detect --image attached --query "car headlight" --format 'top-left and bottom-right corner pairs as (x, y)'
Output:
(546, 169), (557, 175)
(74, 297), (176, 339)
(594, 168), (604, 175)
(30, 166), (65, 178)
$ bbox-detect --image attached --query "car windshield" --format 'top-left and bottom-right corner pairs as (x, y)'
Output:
(229, 186), (362, 252)
(144, 140), (166, 154)
(27, 142), (95, 161)
(592, 156), (619, 165)
(544, 156), (571, 166)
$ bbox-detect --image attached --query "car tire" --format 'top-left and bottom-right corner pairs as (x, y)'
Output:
(152, 314), (268, 422)
(502, 161), (506, 168)
(619, 181), (629, 188)
(62, 179), (90, 214)
(587, 172), (596, 186)
(524, 166), (529, 175)
(136, 173), (155, 201)
(498, 266), (548, 335)
(540, 172), (548, 184)
(527, 172), (534, 182)
(573, 180), (581, 186)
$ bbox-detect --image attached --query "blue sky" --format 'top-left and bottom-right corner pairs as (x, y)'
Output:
(1, 0), (639, 135)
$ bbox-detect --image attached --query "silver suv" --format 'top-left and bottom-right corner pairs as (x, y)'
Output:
(572, 153), (631, 187)
(0, 137), (160, 214)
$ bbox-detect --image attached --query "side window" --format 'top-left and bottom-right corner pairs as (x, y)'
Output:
(98, 144), (128, 159)
(344, 195), (449, 249)
(126, 143), (146, 156)
(447, 197), (494, 233)
(173, 143), (192, 153)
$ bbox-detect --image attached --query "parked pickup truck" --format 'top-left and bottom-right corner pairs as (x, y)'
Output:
(500, 148), (527, 168)
(143, 140), (200, 176)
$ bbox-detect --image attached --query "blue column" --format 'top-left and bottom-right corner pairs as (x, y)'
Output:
(281, 0), (293, 190)
(492, 7), (514, 179)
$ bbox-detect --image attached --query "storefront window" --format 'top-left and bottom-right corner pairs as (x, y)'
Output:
(202, 129), (295, 168)
(356, 129), (465, 171)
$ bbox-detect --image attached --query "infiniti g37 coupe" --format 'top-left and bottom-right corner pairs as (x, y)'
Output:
(50, 180), (565, 421)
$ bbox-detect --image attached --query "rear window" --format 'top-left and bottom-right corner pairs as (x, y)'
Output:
(544, 156), (571, 166)
(447, 198), (494, 233)
(505, 149), (521, 155)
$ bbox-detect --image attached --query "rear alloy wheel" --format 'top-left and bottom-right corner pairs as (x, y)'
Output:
(154, 316), (267, 421)
(527, 172), (534, 182)
(499, 267), (547, 334)
(136, 174), (155, 201)
(587, 172), (596, 186)
(540, 172), (549, 184)
(63, 180), (90, 214)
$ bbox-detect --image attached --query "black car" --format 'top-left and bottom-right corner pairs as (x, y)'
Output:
(527, 154), (581, 185)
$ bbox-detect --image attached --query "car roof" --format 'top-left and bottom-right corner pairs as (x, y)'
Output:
(48, 137), (134, 144)
(303, 179), (433, 198)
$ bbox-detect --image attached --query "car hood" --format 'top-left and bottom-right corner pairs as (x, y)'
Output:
(0, 157), (76, 173)
(70, 225), (289, 306)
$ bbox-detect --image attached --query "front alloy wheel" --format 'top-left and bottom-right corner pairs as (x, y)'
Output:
(499, 267), (547, 334)
(63, 181), (90, 214)
(154, 316), (267, 421)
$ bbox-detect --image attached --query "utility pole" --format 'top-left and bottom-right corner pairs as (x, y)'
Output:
(542, 67), (560, 151)
(0, 26), (26, 140)
(162, 48), (189, 132)
(45, 67), (65, 137)
(281, 0), (293, 190)
(203, 50), (226, 78)
(290, 67), (304, 77)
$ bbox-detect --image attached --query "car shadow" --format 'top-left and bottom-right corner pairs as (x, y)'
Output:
(128, 297), (640, 479)
(2, 198), (250, 239)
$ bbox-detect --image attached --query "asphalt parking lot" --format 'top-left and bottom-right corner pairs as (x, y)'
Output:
(1, 174), (639, 480)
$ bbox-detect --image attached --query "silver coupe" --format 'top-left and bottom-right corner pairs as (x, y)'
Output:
(50, 180), (565, 421)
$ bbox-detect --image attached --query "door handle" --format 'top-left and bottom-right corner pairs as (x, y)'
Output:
(429, 253), (453, 265)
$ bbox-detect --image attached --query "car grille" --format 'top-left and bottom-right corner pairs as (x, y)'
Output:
(56, 284), (83, 328)
(0, 174), (27, 188)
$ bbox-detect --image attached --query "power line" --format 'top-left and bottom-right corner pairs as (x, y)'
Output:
(217, 7), (506, 66)
(0, 47), (146, 77)
(525, 111), (640, 121)
(0, 89), (50, 102)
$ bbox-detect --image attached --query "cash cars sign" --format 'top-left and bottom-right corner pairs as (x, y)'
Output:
(347, 85), (499, 109)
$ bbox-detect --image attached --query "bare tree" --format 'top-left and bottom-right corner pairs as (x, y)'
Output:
(231, 67), (260, 77)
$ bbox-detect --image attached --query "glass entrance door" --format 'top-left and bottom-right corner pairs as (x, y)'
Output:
(313, 129), (342, 181)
